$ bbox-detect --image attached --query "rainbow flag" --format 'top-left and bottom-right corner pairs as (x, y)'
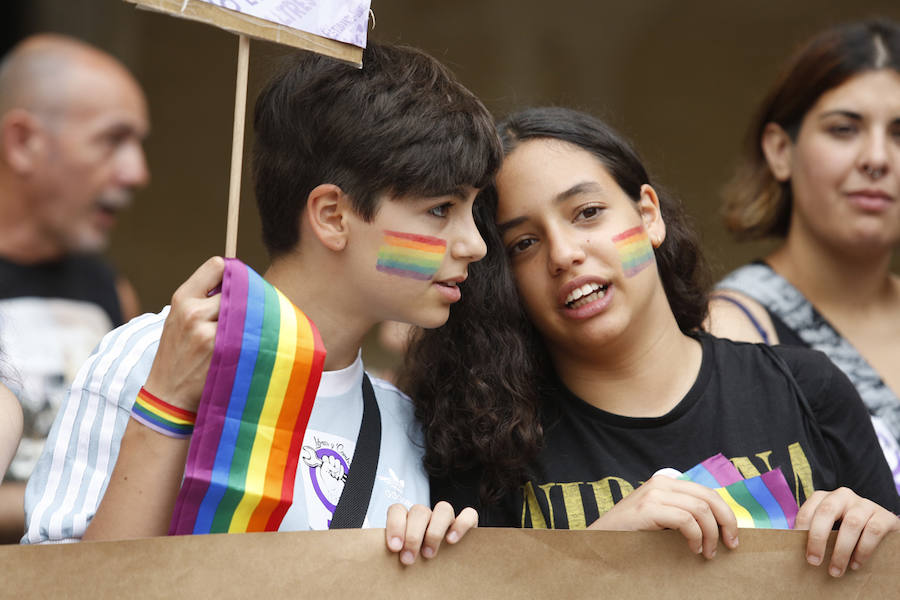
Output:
(679, 454), (798, 529)
(169, 259), (326, 535)
(375, 230), (446, 281)
(612, 226), (654, 277)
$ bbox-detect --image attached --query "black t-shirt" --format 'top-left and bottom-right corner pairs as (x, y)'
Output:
(0, 254), (123, 326)
(433, 335), (900, 527)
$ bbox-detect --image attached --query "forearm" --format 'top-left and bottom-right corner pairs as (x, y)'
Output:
(83, 421), (189, 541)
(0, 482), (26, 543)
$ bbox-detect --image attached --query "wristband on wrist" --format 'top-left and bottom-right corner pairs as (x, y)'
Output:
(131, 386), (196, 439)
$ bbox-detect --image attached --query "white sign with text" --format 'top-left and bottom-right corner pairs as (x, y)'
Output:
(195, 0), (370, 48)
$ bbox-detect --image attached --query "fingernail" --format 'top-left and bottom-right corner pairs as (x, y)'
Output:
(807, 554), (821, 566)
(422, 546), (434, 559)
(829, 566), (842, 578)
(851, 561), (860, 571)
(389, 536), (403, 551)
(447, 531), (459, 544)
(710, 549), (716, 559)
(730, 535), (739, 548)
(401, 551), (415, 565)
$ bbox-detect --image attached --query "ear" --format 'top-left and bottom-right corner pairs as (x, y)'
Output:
(0, 109), (46, 174)
(305, 183), (351, 252)
(637, 184), (666, 248)
(760, 122), (793, 182)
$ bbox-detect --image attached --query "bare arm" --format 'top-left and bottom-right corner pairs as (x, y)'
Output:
(116, 276), (141, 322)
(0, 384), (23, 543)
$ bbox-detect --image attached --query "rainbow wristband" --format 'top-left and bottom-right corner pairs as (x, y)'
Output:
(131, 387), (197, 439)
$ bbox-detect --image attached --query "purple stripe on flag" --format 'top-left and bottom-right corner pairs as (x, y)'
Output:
(170, 259), (248, 534)
(761, 468), (799, 529)
(743, 474), (789, 529)
(700, 453), (743, 486)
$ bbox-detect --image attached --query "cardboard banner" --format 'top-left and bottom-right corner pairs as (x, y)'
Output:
(124, 0), (365, 65)
(3, 529), (898, 597)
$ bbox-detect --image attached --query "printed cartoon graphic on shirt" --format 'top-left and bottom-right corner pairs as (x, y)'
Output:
(517, 442), (814, 529)
(301, 431), (354, 528)
(0, 297), (112, 480)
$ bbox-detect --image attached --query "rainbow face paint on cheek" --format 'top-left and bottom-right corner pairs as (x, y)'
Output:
(612, 226), (654, 277)
(376, 230), (447, 280)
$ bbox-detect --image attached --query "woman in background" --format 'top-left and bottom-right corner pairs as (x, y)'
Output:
(707, 19), (900, 489)
(403, 106), (900, 579)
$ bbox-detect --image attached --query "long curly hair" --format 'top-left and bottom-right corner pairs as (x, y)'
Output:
(401, 107), (710, 503)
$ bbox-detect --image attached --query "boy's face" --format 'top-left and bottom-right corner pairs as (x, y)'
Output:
(346, 187), (487, 329)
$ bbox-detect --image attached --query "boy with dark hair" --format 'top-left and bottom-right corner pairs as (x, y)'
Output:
(24, 42), (500, 564)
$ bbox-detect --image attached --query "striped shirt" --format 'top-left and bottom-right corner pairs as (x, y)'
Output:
(23, 308), (429, 543)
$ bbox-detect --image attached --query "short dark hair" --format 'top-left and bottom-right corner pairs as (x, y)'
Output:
(723, 18), (900, 240)
(253, 42), (502, 256)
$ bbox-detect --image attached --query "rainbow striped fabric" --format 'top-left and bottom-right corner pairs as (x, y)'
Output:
(169, 258), (327, 535)
(679, 453), (798, 529)
(375, 230), (446, 281)
(612, 226), (654, 277)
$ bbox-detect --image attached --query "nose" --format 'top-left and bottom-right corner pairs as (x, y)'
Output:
(118, 141), (150, 188)
(546, 227), (585, 276)
(859, 128), (890, 180)
(449, 211), (488, 264)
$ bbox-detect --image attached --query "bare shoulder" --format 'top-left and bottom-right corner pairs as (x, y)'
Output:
(0, 382), (23, 475)
(704, 289), (778, 344)
(0, 383), (22, 425)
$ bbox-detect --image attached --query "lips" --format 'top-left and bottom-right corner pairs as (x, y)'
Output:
(846, 189), (895, 212)
(558, 275), (610, 308)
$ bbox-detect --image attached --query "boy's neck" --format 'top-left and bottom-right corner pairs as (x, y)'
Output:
(263, 251), (373, 372)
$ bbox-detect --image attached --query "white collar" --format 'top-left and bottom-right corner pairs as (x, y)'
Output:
(316, 350), (364, 397)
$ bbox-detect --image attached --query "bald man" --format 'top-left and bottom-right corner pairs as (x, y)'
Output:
(0, 34), (149, 542)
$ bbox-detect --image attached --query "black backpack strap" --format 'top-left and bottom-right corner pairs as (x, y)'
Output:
(330, 373), (382, 529)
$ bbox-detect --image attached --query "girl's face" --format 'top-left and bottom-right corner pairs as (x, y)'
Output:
(495, 139), (667, 359)
(764, 69), (900, 254)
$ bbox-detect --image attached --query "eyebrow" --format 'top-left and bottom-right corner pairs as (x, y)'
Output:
(496, 180), (603, 235)
(818, 110), (862, 121)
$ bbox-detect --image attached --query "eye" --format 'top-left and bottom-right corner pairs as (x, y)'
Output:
(826, 122), (858, 138)
(507, 237), (537, 257)
(428, 203), (452, 218)
(575, 205), (603, 222)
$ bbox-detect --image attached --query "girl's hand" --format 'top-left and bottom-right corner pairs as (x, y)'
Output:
(588, 474), (740, 559)
(384, 501), (478, 565)
(796, 487), (900, 577)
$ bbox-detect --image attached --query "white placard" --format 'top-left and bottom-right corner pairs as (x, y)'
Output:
(196, 0), (370, 48)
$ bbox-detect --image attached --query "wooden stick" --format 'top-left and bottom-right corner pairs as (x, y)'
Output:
(225, 34), (250, 258)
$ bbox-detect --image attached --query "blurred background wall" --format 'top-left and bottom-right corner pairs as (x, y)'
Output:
(2, 0), (899, 368)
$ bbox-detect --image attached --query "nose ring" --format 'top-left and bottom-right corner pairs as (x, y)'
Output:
(863, 164), (886, 179)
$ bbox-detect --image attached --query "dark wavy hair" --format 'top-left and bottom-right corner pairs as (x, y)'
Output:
(723, 18), (900, 240)
(401, 107), (710, 503)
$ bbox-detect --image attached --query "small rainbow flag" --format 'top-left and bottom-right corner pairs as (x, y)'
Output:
(612, 226), (654, 277)
(169, 258), (327, 535)
(679, 453), (798, 529)
(375, 230), (446, 281)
